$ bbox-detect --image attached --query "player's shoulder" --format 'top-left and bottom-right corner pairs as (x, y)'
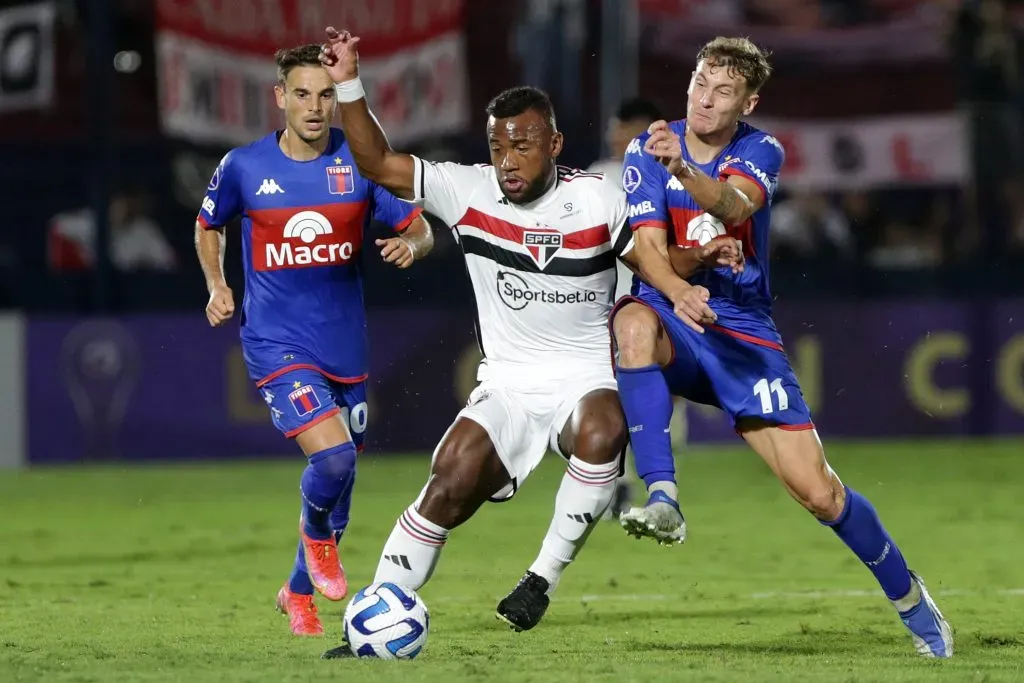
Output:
(556, 165), (616, 196)
(221, 132), (280, 170)
(735, 121), (785, 158)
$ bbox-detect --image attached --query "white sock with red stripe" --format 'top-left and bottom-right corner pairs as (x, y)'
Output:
(372, 504), (449, 590)
(528, 455), (620, 594)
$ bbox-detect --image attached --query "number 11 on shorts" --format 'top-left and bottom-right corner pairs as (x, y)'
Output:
(753, 378), (789, 414)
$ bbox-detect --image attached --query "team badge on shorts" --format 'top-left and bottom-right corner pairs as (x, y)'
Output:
(523, 229), (562, 269)
(288, 384), (322, 416)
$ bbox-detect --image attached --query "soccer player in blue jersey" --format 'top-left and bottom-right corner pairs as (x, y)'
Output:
(194, 44), (431, 637)
(610, 37), (952, 658)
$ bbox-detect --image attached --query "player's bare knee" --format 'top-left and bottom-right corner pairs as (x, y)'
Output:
(573, 414), (627, 465)
(416, 470), (476, 529)
(613, 304), (660, 367)
(800, 478), (845, 521)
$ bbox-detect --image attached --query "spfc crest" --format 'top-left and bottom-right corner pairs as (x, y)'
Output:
(523, 229), (562, 269)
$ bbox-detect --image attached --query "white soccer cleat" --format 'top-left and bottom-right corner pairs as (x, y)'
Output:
(619, 490), (686, 545)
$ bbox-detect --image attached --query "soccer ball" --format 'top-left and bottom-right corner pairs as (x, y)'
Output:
(342, 582), (429, 660)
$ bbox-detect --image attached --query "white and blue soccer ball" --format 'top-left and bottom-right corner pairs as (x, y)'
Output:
(342, 582), (429, 660)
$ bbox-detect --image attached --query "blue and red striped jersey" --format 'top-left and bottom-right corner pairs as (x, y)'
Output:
(624, 120), (785, 343)
(197, 128), (422, 385)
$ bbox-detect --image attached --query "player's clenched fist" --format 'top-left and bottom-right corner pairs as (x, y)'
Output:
(699, 236), (745, 274)
(206, 283), (235, 327)
(375, 237), (416, 269)
(669, 284), (717, 334)
(320, 26), (360, 82)
(643, 120), (689, 178)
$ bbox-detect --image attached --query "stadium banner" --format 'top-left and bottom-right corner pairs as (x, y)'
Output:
(0, 1), (55, 113)
(638, 0), (950, 66)
(0, 313), (26, 468)
(155, 0), (468, 147)
(747, 113), (967, 190)
(23, 301), (1024, 464)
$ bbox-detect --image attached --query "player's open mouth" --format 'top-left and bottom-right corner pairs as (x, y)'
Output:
(306, 118), (324, 129)
(501, 178), (525, 193)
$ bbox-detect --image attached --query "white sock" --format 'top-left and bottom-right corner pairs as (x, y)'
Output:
(648, 481), (678, 501)
(529, 455), (619, 593)
(373, 504), (449, 590)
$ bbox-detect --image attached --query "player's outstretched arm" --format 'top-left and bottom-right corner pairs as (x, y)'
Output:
(644, 122), (764, 226)
(634, 227), (717, 333)
(320, 28), (415, 200)
(194, 222), (234, 327)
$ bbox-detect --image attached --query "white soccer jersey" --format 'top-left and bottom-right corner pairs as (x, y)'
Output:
(411, 157), (634, 384)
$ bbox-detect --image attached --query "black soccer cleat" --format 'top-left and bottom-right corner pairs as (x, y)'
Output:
(320, 640), (355, 659)
(496, 571), (550, 632)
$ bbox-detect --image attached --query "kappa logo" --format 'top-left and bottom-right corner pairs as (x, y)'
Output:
(523, 229), (562, 269)
(256, 178), (285, 195)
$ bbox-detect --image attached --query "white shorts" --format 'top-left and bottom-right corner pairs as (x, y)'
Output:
(456, 370), (619, 501)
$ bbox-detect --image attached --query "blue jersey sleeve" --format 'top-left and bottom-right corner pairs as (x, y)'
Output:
(197, 151), (243, 229)
(720, 132), (785, 206)
(622, 134), (671, 232)
(370, 182), (423, 233)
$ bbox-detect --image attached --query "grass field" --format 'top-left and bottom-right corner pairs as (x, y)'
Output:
(2, 440), (1023, 682)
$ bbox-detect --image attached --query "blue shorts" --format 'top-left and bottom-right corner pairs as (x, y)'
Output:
(615, 296), (814, 430)
(256, 368), (369, 448)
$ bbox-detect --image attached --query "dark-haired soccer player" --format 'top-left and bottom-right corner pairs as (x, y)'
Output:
(195, 44), (431, 637)
(613, 36), (952, 658)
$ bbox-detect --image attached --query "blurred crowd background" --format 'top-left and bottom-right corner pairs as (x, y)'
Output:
(1, 0), (1020, 311)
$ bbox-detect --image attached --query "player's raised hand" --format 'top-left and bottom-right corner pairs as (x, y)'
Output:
(320, 26), (360, 83)
(644, 121), (687, 178)
(376, 237), (416, 269)
(699, 236), (745, 274)
(669, 284), (717, 334)
(206, 282), (235, 327)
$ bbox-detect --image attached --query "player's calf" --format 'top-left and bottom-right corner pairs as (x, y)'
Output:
(373, 418), (509, 590)
(611, 302), (681, 510)
(500, 390), (625, 631)
(741, 422), (951, 657)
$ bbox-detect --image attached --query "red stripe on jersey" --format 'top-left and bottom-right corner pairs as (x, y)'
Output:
(196, 213), (215, 229)
(391, 206), (423, 234)
(706, 324), (783, 352)
(720, 168), (767, 206)
(248, 202), (367, 272)
(631, 219), (668, 231)
(668, 207), (755, 258)
(460, 207), (610, 250)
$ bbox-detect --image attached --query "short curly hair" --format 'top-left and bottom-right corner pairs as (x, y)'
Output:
(274, 43), (325, 83)
(696, 37), (773, 93)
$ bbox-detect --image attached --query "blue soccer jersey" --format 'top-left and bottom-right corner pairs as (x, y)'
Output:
(623, 120), (785, 346)
(197, 128), (421, 386)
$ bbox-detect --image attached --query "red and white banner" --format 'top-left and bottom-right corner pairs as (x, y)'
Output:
(155, 0), (468, 147)
(749, 112), (968, 191)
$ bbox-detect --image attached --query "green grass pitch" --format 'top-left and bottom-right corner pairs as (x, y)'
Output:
(2, 440), (1023, 682)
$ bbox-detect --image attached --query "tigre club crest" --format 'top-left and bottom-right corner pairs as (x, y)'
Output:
(523, 229), (562, 269)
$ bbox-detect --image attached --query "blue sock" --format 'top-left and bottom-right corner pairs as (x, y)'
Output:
(330, 465), (356, 544)
(822, 486), (912, 601)
(300, 442), (356, 540)
(288, 537), (314, 594)
(288, 453), (358, 595)
(616, 364), (675, 490)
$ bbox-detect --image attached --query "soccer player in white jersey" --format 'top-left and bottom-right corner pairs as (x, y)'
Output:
(317, 28), (737, 640)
